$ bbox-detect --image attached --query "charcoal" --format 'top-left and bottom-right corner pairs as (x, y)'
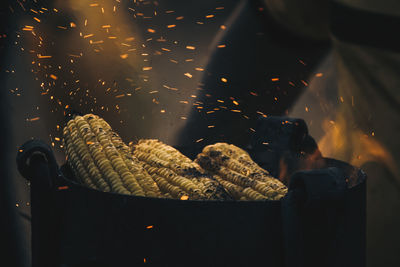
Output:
(247, 116), (324, 185)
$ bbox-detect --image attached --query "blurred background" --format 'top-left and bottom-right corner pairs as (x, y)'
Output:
(1, 0), (399, 266)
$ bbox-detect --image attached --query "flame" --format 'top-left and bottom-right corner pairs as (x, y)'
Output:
(318, 115), (398, 177)
(278, 148), (324, 185)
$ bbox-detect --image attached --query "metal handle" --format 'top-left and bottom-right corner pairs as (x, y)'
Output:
(16, 140), (61, 267)
(17, 139), (59, 186)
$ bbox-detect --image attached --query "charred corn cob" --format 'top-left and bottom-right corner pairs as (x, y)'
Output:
(63, 114), (162, 197)
(132, 139), (199, 175)
(195, 143), (287, 200)
(131, 139), (232, 200)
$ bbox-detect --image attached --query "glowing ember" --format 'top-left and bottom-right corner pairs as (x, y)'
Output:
(37, 54), (52, 59)
(27, 117), (40, 122)
(57, 186), (69, 190)
(83, 34), (94, 39)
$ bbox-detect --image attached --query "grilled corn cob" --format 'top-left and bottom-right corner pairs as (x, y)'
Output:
(132, 139), (232, 200)
(63, 114), (162, 197)
(195, 143), (287, 200)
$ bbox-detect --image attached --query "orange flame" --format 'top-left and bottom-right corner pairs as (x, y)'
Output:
(318, 115), (398, 177)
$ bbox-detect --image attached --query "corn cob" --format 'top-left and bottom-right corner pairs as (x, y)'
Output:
(133, 139), (199, 175)
(195, 143), (287, 200)
(63, 114), (163, 198)
(131, 139), (232, 200)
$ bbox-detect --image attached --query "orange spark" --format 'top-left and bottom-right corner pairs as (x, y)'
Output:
(37, 54), (52, 59)
(57, 186), (69, 190)
(27, 117), (40, 122)
(301, 80), (308, 86)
